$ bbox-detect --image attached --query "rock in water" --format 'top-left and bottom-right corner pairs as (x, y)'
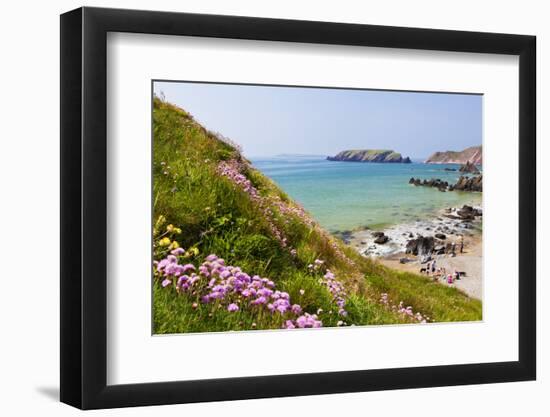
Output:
(409, 175), (482, 192)
(459, 161), (481, 174)
(453, 175), (482, 192)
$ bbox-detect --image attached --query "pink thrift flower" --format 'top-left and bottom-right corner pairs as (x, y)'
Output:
(181, 264), (196, 273)
(251, 296), (267, 305)
(227, 303), (239, 312)
(170, 247), (185, 255)
(291, 304), (302, 315)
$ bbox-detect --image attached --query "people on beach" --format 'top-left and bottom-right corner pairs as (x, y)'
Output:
(459, 236), (464, 253)
(447, 274), (453, 284)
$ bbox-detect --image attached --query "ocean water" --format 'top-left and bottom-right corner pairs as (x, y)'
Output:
(250, 155), (482, 233)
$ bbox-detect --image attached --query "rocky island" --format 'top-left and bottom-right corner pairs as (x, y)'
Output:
(327, 149), (411, 163)
(425, 145), (482, 165)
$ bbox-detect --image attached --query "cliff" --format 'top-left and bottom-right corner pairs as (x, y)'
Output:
(425, 145), (482, 165)
(327, 149), (411, 163)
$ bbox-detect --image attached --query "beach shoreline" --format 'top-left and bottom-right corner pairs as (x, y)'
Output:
(347, 204), (483, 299)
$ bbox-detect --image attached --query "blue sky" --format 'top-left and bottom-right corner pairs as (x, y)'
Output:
(154, 81), (482, 159)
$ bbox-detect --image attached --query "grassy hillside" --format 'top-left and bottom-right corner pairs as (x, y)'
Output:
(152, 97), (481, 334)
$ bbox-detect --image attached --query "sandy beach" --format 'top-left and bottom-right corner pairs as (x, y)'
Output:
(348, 205), (483, 299)
(379, 236), (482, 299)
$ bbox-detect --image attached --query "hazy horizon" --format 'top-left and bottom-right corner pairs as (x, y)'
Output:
(154, 81), (482, 159)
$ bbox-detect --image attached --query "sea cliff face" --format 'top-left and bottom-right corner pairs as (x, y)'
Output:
(327, 149), (411, 163)
(425, 145), (482, 165)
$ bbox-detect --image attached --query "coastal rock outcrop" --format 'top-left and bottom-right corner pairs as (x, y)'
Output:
(405, 236), (435, 256)
(459, 161), (480, 174)
(374, 234), (389, 244)
(456, 205), (482, 220)
(327, 149), (411, 163)
(409, 177), (449, 192)
(425, 145), (482, 165)
(409, 175), (482, 192)
(448, 175), (482, 192)
(372, 231), (389, 244)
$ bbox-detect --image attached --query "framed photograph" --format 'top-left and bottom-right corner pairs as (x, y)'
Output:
(60, 6), (536, 409)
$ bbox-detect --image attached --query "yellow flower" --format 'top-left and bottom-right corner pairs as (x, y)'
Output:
(155, 215), (166, 227)
(169, 241), (179, 250)
(166, 224), (174, 232)
(158, 237), (171, 247)
(173, 227), (182, 234)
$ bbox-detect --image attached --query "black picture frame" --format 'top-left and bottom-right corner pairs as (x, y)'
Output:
(60, 6), (536, 410)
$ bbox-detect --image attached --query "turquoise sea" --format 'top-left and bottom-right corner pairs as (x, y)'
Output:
(251, 155), (482, 233)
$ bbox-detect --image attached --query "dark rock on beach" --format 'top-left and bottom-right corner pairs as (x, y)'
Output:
(405, 236), (435, 256)
(457, 205), (482, 219)
(374, 234), (389, 244)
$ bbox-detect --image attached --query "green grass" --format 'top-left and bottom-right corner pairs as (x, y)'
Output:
(152, 97), (481, 334)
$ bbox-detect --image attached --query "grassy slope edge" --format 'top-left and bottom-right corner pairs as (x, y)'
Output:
(152, 97), (481, 334)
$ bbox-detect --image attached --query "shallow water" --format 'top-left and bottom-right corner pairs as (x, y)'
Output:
(251, 155), (482, 232)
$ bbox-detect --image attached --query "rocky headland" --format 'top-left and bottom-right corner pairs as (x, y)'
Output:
(425, 145), (482, 165)
(327, 149), (411, 163)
